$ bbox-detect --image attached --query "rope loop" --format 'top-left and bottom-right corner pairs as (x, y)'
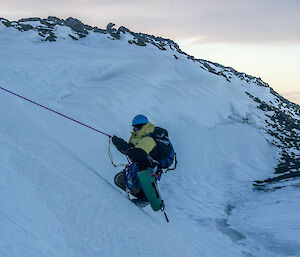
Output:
(108, 137), (129, 168)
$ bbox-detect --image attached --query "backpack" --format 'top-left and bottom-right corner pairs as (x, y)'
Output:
(149, 127), (176, 170)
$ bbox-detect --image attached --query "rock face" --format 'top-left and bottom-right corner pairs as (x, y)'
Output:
(64, 17), (92, 36)
(0, 16), (299, 184)
(246, 91), (300, 177)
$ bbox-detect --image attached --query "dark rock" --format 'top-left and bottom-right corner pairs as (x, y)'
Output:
(151, 41), (166, 50)
(93, 27), (106, 34)
(203, 62), (216, 73)
(37, 28), (52, 34)
(47, 16), (64, 25)
(254, 171), (300, 184)
(3, 22), (12, 27)
(45, 33), (57, 42)
(106, 23), (117, 33)
(20, 24), (34, 31)
(64, 17), (92, 34)
(258, 102), (272, 111)
(136, 36), (147, 46)
(68, 34), (78, 40)
(19, 17), (41, 22)
(40, 19), (56, 27)
(106, 23), (120, 39)
(117, 26), (130, 34)
(1, 19), (12, 27)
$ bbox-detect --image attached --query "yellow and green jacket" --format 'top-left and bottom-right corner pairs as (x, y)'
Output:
(112, 123), (159, 169)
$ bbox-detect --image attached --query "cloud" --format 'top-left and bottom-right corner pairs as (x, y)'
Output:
(1, 0), (300, 44)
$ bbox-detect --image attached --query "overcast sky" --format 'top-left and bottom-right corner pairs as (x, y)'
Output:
(1, 0), (300, 103)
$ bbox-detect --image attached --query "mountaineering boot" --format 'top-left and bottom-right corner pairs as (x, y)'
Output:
(131, 197), (150, 208)
(131, 190), (149, 207)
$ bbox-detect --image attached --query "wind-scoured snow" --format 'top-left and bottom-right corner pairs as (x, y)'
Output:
(0, 19), (299, 257)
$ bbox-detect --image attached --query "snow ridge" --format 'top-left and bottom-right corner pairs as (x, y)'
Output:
(0, 16), (275, 88)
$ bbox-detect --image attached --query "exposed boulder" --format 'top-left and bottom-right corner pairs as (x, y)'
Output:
(106, 22), (117, 33)
(19, 17), (42, 22)
(19, 24), (34, 31)
(45, 33), (57, 42)
(106, 23), (120, 39)
(1, 18), (12, 27)
(64, 17), (92, 34)
(47, 16), (64, 25)
(117, 26), (130, 34)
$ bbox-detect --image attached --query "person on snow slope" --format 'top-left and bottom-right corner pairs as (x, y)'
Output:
(112, 114), (161, 207)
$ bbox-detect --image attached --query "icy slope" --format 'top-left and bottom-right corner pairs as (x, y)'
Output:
(0, 18), (299, 257)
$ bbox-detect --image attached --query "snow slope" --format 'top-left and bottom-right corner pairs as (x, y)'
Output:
(0, 18), (299, 257)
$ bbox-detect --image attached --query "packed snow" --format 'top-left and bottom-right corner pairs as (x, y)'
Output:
(0, 21), (299, 257)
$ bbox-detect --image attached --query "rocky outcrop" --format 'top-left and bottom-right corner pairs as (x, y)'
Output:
(247, 89), (300, 190)
(0, 16), (275, 88)
(64, 17), (92, 35)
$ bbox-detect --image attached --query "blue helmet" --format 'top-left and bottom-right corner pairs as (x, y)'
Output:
(132, 114), (149, 126)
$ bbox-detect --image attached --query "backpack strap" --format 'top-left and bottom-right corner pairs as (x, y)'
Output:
(164, 153), (177, 173)
(145, 132), (162, 163)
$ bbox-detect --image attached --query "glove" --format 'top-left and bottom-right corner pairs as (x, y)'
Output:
(112, 135), (120, 146)
(111, 136), (131, 154)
